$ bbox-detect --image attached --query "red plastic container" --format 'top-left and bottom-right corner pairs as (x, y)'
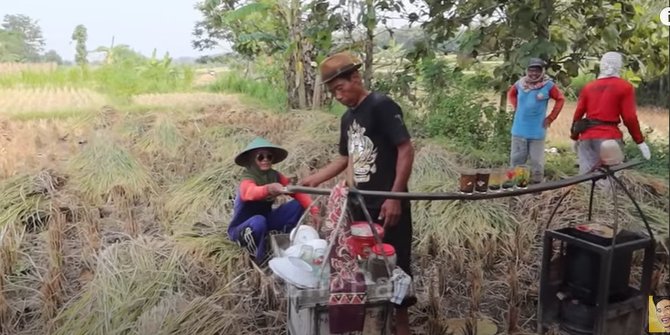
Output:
(348, 222), (384, 258)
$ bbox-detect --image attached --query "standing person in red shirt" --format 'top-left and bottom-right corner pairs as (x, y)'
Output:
(570, 51), (651, 174)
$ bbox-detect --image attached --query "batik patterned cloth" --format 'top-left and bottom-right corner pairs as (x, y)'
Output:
(322, 181), (367, 333)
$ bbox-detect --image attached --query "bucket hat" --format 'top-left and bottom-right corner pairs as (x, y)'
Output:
(319, 51), (363, 84)
(234, 137), (288, 167)
(527, 58), (546, 69)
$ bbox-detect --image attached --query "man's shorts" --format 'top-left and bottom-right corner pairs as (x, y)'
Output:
(348, 199), (417, 308)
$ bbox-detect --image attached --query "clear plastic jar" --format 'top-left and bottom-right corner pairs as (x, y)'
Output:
(367, 244), (396, 281)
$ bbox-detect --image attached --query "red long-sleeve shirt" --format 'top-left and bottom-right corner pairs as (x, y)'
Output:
(571, 77), (644, 144)
(239, 173), (319, 215)
(507, 84), (565, 122)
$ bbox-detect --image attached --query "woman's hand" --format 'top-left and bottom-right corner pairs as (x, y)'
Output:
(266, 183), (285, 196)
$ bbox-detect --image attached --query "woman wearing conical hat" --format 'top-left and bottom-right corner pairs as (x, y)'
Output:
(229, 137), (319, 265)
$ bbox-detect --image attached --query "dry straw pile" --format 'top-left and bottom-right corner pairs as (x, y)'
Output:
(0, 100), (667, 335)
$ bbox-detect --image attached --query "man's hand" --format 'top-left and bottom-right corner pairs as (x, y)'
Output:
(543, 117), (552, 128)
(266, 183), (284, 196)
(638, 142), (651, 160)
(379, 199), (402, 228)
(298, 174), (321, 188)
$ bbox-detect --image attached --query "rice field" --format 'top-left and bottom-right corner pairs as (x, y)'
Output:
(0, 87), (667, 335)
(0, 88), (108, 117)
(132, 92), (239, 109)
(0, 60), (667, 334)
(0, 62), (57, 75)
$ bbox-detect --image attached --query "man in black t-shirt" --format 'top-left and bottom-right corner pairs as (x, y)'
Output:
(300, 51), (416, 335)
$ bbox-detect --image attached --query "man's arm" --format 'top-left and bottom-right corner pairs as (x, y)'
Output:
(572, 86), (588, 122)
(620, 84), (645, 144)
(306, 155), (348, 186)
(300, 115), (350, 187)
(507, 85), (518, 111)
(547, 85), (565, 121)
(570, 85), (589, 140)
(391, 140), (414, 192)
(278, 173), (320, 215)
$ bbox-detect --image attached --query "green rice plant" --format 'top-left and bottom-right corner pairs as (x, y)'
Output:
(207, 72), (287, 112)
(66, 133), (155, 205)
(0, 67), (91, 89)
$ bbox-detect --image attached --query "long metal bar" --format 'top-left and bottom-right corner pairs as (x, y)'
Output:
(283, 161), (643, 200)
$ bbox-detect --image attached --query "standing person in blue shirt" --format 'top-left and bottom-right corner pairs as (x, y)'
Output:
(507, 58), (566, 184)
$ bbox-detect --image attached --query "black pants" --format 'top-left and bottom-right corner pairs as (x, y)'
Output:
(348, 200), (413, 278)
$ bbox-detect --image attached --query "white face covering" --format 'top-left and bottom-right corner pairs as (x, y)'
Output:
(598, 51), (623, 79)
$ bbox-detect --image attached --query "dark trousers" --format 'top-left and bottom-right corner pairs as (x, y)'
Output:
(229, 200), (303, 263)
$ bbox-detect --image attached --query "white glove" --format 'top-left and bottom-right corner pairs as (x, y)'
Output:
(638, 142), (651, 160)
(572, 141), (579, 153)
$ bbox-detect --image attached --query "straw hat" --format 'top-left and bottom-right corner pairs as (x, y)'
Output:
(319, 51), (363, 84)
(234, 137), (288, 167)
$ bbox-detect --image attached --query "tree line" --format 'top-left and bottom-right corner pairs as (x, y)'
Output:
(0, 14), (89, 68)
(192, 0), (669, 109)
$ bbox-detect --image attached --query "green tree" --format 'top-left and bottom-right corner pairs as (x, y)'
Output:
(0, 29), (24, 62)
(71, 24), (88, 66)
(1, 14), (45, 61)
(193, 0), (344, 109)
(42, 49), (63, 64)
(421, 0), (669, 110)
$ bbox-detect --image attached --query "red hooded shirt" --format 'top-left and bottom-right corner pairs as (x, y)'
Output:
(571, 77), (644, 144)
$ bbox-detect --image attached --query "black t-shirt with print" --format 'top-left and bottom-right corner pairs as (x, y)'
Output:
(338, 92), (411, 210)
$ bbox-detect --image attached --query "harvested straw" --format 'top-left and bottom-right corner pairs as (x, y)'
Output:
(41, 208), (66, 332)
(67, 133), (155, 205)
(51, 237), (193, 335)
(137, 114), (185, 158)
(162, 162), (241, 232)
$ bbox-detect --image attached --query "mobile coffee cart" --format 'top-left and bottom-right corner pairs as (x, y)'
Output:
(270, 190), (396, 335)
(273, 160), (655, 335)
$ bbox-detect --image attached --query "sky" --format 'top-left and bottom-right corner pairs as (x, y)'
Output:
(1, 0), (231, 62)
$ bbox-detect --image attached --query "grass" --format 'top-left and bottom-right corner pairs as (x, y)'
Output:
(207, 71), (288, 112)
(0, 61), (667, 334)
(0, 61), (194, 102)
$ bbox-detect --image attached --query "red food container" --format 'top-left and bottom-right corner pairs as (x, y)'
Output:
(348, 222), (384, 258)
